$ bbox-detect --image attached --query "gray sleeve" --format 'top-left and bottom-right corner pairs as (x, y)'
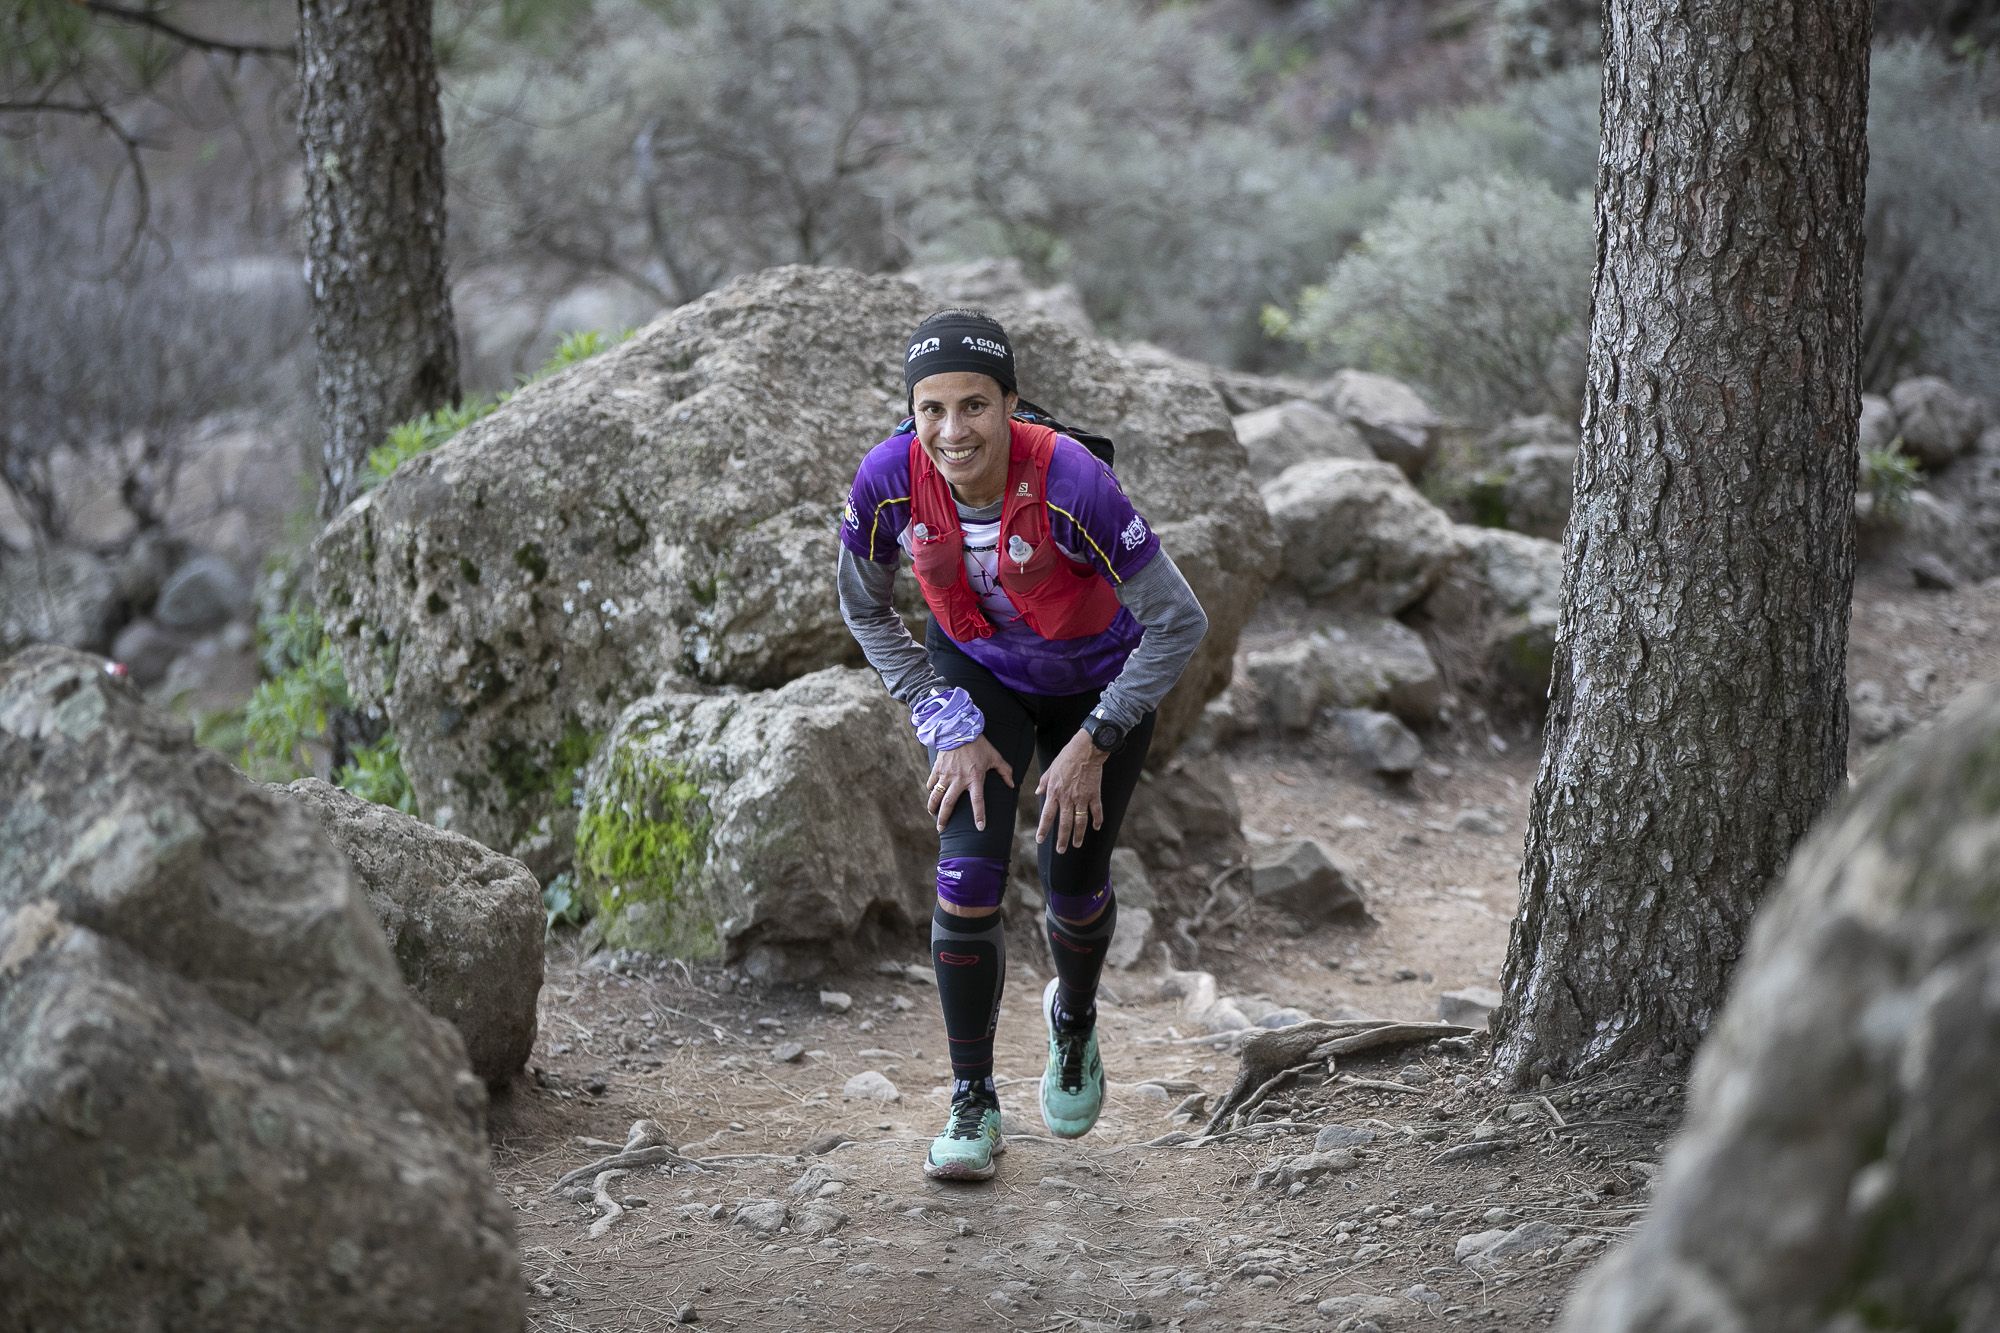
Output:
(837, 546), (945, 708)
(1093, 548), (1209, 731)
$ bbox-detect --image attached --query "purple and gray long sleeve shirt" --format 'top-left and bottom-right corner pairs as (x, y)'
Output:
(837, 430), (1208, 730)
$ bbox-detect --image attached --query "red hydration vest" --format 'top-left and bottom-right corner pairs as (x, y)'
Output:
(907, 420), (1123, 643)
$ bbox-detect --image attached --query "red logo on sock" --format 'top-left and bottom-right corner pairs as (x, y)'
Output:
(936, 951), (980, 966)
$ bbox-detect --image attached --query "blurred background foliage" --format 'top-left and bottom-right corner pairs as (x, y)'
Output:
(3, 0), (1997, 499)
(3, 0), (1995, 809)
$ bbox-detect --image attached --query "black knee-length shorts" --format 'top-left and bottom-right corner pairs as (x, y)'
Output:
(925, 622), (1156, 911)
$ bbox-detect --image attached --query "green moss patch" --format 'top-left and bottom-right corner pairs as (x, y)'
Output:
(574, 734), (717, 958)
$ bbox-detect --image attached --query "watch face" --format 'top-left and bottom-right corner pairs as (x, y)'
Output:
(1091, 720), (1124, 752)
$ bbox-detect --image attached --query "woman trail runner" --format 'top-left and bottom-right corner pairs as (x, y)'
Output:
(837, 309), (1209, 1181)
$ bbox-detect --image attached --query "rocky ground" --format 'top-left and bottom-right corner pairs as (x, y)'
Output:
(490, 571), (2000, 1333)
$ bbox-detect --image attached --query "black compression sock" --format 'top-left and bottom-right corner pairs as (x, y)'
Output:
(931, 905), (1006, 1084)
(1046, 893), (1117, 1031)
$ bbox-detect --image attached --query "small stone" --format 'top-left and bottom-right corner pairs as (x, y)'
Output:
(1396, 1063), (1434, 1086)
(731, 1200), (788, 1237)
(819, 990), (853, 1013)
(841, 1071), (900, 1102)
(1314, 1124), (1378, 1152)
(790, 1202), (848, 1236)
(804, 1131), (854, 1155)
(1450, 807), (1505, 836)
(771, 1042), (806, 1064)
(1405, 1283), (1443, 1306)
(1438, 986), (1502, 1028)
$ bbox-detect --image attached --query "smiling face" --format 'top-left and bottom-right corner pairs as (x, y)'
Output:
(912, 371), (1017, 508)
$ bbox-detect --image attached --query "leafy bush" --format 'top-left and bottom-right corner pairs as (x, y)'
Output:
(235, 597), (353, 783)
(442, 0), (1350, 366)
(1276, 175), (1592, 420)
(363, 327), (627, 487)
(1862, 39), (2000, 401)
(1858, 443), (1923, 527)
(1374, 64), (1602, 206)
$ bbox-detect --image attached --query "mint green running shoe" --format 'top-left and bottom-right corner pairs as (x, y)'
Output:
(924, 1090), (1005, 1181)
(1040, 977), (1105, 1138)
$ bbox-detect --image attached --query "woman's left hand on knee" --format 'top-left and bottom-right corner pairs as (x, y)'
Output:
(1036, 730), (1108, 854)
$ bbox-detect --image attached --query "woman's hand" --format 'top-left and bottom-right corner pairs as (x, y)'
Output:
(1036, 730), (1109, 854)
(927, 735), (1015, 832)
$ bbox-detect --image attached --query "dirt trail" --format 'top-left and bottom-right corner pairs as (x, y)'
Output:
(492, 575), (2000, 1333)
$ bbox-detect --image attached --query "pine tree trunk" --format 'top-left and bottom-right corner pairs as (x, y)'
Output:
(1490, 0), (1873, 1086)
(297, 0), (458, 520)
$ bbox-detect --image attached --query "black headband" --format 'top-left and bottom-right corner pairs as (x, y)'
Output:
(903, 310), (1017, 399)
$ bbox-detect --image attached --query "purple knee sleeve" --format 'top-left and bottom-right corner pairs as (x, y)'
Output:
(937, 856), (1007, 911)
(1047, 876), (1111, 922)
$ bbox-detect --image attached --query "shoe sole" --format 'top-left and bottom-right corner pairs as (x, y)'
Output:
(923, 1135), (1006, 1182)
(1040, 978), (1103, 1139)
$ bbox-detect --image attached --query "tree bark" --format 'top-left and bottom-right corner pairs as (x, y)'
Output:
(297, 0), (458, 520)
(1491, 0), (1872, 1086)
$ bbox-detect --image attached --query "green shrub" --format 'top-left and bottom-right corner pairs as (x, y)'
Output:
(335, 732), (417, 814)
(541, 872), (588, 932)
(1859, 443), (1923, 527)
(1375, 64), (1602, 205)
(1863, 39), (2000, 401)
(362, 327), (629, 488)
(1277, 174), (1593, 421)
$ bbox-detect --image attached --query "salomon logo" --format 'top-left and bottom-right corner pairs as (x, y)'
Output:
(907, 337), (940, 361)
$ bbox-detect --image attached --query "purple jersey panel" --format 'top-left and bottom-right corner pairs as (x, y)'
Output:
(1042, 436), (1162, 587)
(840, 432), (914, 564)
(839, 428), (1155, 698)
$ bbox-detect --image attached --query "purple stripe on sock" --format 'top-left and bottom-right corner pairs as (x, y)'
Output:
(1047, 875), (1111, 922)
(937, 856), (1007, 910)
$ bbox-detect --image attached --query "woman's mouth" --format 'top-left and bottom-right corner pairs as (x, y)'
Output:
(939, 444), (978, 465)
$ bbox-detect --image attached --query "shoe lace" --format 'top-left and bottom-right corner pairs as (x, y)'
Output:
(1054, 1024), (1091, 1093)
(946, 1094), (994, 1140)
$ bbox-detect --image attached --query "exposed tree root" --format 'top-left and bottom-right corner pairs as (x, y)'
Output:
(552, 1118), (717, 1192)
(587, 1169), (629, 1239)
(1201, 1020), (1472, 1135)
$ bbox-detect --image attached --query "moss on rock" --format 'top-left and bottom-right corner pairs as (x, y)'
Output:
(574, 729), (716, 957)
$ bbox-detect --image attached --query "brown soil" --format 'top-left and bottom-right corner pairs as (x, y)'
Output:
(491, 570), (2000, 1333)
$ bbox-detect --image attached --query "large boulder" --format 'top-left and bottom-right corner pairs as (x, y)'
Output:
(1262, 458), (1460, 613)
(279, 778), (544, 1086)
(0, 544), (122, 655)
(1493, 443), (1578, 540)
(313, 266), (1275, 864)
(1414, 526), (1563, 706)
(1860, 488), (1999, 589)
(902, 255), (1095, 335)
(575, 667), (934, 978)
(1561, 684), (2000, 1333)
(1856, 393), (1897, 454)
(0, 647), (521, 1333)
(1239, 613), (1442, 732)
(1316, 369), (1444, 479)
(1888, 375), (1984, 470)
(1233, 399), (1372, 483)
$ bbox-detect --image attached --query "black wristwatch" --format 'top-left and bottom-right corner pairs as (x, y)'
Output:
(1084, 709), (1126, 755)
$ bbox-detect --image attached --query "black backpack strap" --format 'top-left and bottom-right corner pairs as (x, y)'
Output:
(1013, 399), (1115, 468)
